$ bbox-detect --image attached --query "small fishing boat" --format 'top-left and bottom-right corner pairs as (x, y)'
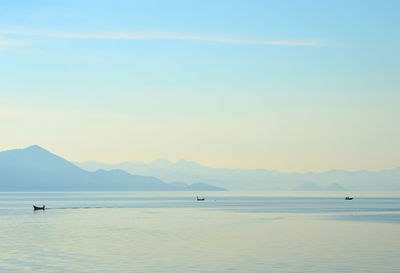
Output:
(33, 205), (45, 210)
(344, 197), (353, 200)
(196, 196), (205, 201)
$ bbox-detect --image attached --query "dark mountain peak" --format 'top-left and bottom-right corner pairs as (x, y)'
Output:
(25, 145), (45, 150)
(0, 145), (84, 175)
(1, 145), (52, 158)
(19, 145), (63, 159)
(22, 145), (53, 155)
(0, 146), (178, 191)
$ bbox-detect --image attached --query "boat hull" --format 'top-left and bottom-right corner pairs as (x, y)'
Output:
(33, 205), (45, 210)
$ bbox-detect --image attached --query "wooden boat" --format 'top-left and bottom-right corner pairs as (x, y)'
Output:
(196, 196), (205, 201)
(344, 197), (353, 200)
(33, 205), (45, 210)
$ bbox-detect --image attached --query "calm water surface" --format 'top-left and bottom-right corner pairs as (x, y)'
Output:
(1, 191), (400, 273)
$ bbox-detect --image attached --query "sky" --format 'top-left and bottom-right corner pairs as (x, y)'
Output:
(0, 0), (399, 172)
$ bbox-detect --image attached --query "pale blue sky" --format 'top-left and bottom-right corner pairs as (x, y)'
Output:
(0, 0), (399, 171)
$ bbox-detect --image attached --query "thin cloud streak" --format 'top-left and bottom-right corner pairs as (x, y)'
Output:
(2, 30), (324, 46)
(0, 37), (26, 50)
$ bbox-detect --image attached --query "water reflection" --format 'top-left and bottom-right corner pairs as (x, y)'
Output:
(0, 192), (399, 272)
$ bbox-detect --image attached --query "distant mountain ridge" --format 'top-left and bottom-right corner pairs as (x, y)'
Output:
(293, 182), (345, 191)
(76, 159), (400, 191)
(0, 146), (225, 191)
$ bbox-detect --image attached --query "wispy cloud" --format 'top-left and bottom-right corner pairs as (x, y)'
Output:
(0, 37), (26, 50)
(0, 105), (131, 121)
(1, 30), (323, 46)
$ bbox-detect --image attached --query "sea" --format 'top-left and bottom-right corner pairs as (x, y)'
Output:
(1, 191), (400, 273)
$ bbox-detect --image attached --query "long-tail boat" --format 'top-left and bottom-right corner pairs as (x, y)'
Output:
(33, 205), (45, 210)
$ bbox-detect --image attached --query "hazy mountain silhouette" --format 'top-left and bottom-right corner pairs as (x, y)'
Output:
(293, 182), (321, 191)
(293, 182), (346, 191)
(0, 146), (225, 191)
(76, 159), (400, 190)
(169, 182), (225, 191)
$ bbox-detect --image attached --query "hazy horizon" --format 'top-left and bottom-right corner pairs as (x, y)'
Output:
(78, 157), (400, 174)
(3, 144), (400, 174)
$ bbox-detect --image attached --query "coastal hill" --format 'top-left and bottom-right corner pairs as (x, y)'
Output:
(76, 159), (400, 191)
(0, 145), (225, 191)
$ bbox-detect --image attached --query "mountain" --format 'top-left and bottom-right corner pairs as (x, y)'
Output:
(293, 182), (345, 191)
(293, 182), (321, 191)
(0, 146), (225, 191)
(325, 183), (345, 191)
(76, 160), (400, 191)
(169, 182), (226, 191)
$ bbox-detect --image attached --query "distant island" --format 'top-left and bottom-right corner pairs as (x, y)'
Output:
(0, 145), (225, 191)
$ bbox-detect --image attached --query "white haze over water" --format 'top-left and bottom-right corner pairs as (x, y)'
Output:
(1, 191), (400, 273)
